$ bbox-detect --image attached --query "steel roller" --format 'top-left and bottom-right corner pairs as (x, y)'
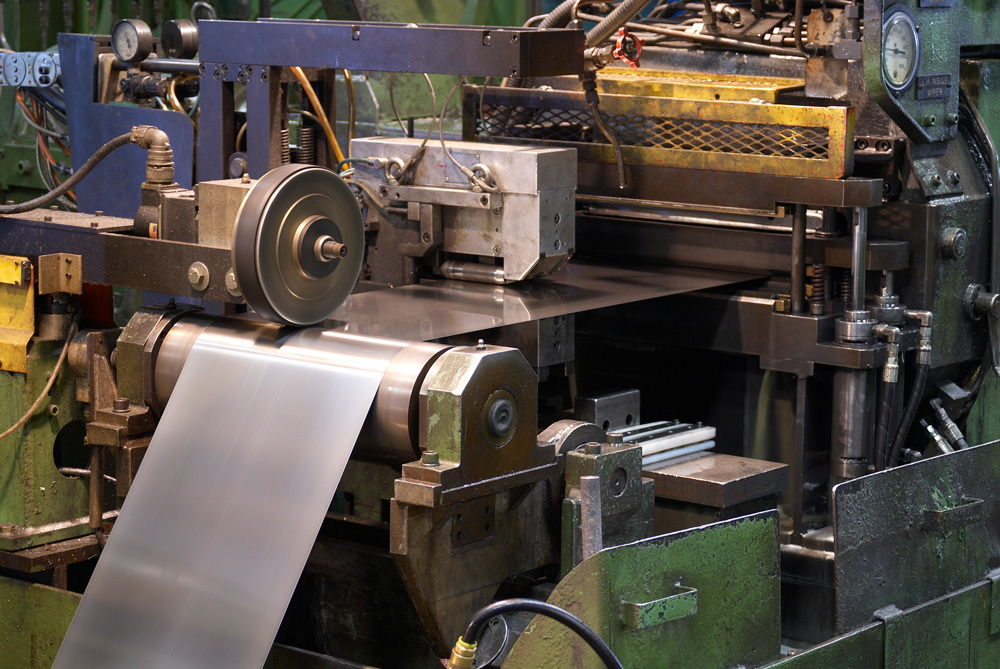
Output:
(232, 164), (365, 326)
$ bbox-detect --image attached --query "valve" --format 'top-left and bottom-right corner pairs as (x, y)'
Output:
(613, 27), (643, 69)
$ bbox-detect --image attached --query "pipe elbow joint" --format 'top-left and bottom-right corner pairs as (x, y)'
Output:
(131, 125), (175, 186)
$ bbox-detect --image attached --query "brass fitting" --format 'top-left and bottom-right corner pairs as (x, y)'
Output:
(447, 637), (477, 669)
(130, 125), (175, 186)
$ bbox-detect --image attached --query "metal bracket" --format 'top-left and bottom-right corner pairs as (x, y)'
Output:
(620, 584), (698, 630)
(921, 497), (983, 532)
(381, 183), (502, 211)
(0, 255), (34, 374)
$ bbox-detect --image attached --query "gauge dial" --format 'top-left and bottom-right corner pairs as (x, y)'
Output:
(112, 19), (153, 63)
(882, 10), (919, 92)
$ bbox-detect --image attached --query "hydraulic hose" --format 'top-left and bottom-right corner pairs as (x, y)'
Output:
(888, 362), (928, 467)
(448, 598), (624, 669)
(539, 0), (579, 28)
(872, 379), (896, 471)
(0, 132), (134, 215)
(585, 0), (653, 48)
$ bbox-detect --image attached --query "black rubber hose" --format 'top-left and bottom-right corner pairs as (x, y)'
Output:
(0, 132), (133, 215)
(872, 379), (897, 471)
(463, 598), (624, 669)
(888, 363), (928, 467)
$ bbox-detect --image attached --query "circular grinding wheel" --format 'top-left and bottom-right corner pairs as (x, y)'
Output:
(232, 164), (364, 326)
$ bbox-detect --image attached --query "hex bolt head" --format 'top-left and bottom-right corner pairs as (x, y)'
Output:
(187, 262), (210, 291)
(224, 268), (241, 297)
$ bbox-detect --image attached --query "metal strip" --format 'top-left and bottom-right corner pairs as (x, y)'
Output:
(329, 263), (759, 341)
(53, 327), (408, 669)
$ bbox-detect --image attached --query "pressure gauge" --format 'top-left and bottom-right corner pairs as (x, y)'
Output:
(882, 7), (920, 93)
(111, 19), (154, 63)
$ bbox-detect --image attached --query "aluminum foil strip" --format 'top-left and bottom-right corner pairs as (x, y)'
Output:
(53, 325), (408, 669)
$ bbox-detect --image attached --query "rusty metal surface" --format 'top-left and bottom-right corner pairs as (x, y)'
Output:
(0, 535), (100, 574)
(833, 440), (1000, 633)
(328, 263), (758, 341)
(53, 326), (408, 669)
(643, 452), (789, 508)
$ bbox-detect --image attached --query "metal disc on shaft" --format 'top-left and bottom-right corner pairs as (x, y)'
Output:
(232, 164), (364, 326)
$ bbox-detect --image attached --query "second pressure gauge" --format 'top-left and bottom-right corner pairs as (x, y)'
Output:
(882, 7), (920, 94)
(112, 19), (154, 63)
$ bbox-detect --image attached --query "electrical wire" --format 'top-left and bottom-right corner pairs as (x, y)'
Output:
(0, 132), (133, 214)
(388, 72), (437, 137)
(437, 76), (499, 193)
(290, 65), (346, 164)
(459, 599), (624, 669)
(0, 322), (78, 443)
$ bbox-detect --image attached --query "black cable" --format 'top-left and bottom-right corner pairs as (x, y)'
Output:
(0, 132), (133, 214)
(462, 598), (624, 669)
(872, 378), (897, 471)
(888, 362), (928, 467)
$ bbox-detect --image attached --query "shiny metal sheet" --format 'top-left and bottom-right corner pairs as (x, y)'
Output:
(327, 263), (759, 340)
(54, 326), (407, 669)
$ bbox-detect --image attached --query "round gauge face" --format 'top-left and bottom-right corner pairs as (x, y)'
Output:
(882, 11), (919, 91)
(111, 19), (153, 62)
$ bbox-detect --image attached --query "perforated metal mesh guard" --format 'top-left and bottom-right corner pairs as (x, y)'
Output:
(465, 86), (854, 179)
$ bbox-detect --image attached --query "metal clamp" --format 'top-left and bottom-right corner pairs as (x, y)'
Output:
(620, 584), (698, 630)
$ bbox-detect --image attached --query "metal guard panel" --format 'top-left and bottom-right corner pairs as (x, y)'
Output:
(471, 86), (854, 179)
(503, 511), (780, 669)
(833, 440), (1000, 633)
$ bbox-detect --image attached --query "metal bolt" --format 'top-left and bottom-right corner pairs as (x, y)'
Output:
(187, 261), (210, 291)
(485, 398), (515, 438)
(930, 173), (943, 187)
(90, 221), (99, 228)
(476, 339), (486, 350)
(855, 138), (869, 150)
(940, 227), (969, 259)
(95, 210), (103, 216)
(480, 194), (489, 206)
(492, 244), (501, 255)
(583, 442), (602, 455)
(922, 114), (936, 127)
(422, 232), (431, 242)
(947, 113), (960, 125)
(421, 450), (440, 466)
(225, 268), (241, 297)
(112, 397), (129, 413)
(947, 170), (961, 186)
(554, 212), (561, 224)
(47, 404), (59, 416)
(510, 34), (519, 43)
(43, 215), (52, 222)
(607, 432), (624, 445)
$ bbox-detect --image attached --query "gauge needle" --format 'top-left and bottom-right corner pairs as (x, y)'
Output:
(887, 47), (907, 55)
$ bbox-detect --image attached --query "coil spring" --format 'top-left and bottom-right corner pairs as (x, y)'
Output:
(838, 269), (852, 303)
(280, 128), (291, 165)
(810, 264), (826, 315)
(299, 126), (316, 165)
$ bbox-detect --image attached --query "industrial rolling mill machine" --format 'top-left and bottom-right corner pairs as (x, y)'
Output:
(0, 0), (999, 666)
